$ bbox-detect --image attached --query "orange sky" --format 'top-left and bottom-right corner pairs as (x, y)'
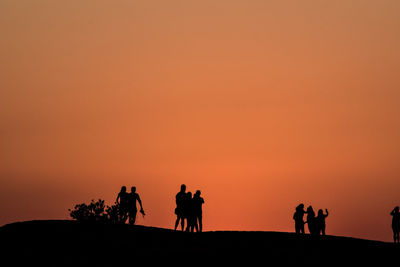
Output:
(1, 0), (400, 241)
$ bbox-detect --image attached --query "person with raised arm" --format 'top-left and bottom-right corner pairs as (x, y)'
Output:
(316, 209), (329, 235)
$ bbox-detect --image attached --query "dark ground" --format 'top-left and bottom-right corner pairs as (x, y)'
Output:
(0, 220), (398, 266)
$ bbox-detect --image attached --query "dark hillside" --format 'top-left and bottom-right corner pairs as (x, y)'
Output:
(0, 220), (398, 266)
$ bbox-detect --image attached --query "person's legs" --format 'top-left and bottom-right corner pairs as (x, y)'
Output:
(185, 220), (189, 232)
(174, 216), (180, 230)
(186, 216), (195, 232)
(193, 216), (199, 232)
(129, 210), (137, 225)
(198, 215), (203, 232)
(175, 215), (185, 231)
(181, 216), (185, 231)
(120, 206), (128, 224)
(308, 222), (312, 234)
(295, 221), (301, 234)
(189, 218), (194, 233)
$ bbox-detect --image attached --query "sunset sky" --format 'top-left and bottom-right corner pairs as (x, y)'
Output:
(1, 0), (400, 242)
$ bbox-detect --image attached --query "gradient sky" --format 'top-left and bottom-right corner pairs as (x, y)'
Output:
(1, 0), (399, 242)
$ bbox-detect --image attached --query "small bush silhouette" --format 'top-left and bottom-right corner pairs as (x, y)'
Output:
(105, 202), (120, 223)
(69, 199), (120, 222)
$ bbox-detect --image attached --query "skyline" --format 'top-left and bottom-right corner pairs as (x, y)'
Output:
(1, 0), (400, 242)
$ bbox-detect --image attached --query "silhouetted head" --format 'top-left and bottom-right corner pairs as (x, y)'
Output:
(180, 184), (186, 192)
(296, 204), (304, 210)
(131, 186), (136, 193)
(307, 206), (314, 212)
(195, 190), (201, 196)
(187, 192), (192, 198)
(395, 206), (400, 212)
(318, 209), (323, 216)
(120, 186), (127, 193)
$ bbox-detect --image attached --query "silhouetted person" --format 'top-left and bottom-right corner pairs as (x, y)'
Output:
(316, 209), (329, 235)
(116, 186), (129, 223)
(306, 206), (316, 234)
(193, 190), (205, 232)
(293, 204), (307, 234)
(174, 184), (186, 231)
(127, 186), (145, 225)
(390, 206), (400, 243)
(184, 192), (196, 232)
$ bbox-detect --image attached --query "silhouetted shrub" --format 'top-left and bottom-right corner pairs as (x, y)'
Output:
(69, 199), (113, 222)
(105, 203), (120, 223)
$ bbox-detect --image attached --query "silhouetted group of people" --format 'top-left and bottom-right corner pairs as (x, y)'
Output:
(116, 186), (145, 225)
(115, 184), (205, 231)
(174, 184), (205, 232)
(391, 206), (400, 243)
(293, 204), (329, 235)
(113, 186), (399, 242)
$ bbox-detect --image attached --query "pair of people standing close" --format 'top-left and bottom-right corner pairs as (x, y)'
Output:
(116, 186), (145, 225)
(175, 184), (205, 232)
(293, 203), (329, 235)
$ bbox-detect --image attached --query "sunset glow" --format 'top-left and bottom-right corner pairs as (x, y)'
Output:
(1, 0), (400, 242)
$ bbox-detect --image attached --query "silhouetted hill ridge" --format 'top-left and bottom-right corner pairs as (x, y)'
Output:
(0, 220), (398, 266)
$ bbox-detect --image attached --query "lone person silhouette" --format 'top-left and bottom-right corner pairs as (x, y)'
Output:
(390, 206), (400, 243)
(193, 190), (205, 232)
(174, 184), (187, 231)
(127, 186), (145, 225)
(293, 204), (307, 234)
(116, 186), (129, 223)
(316, 209), (329, 235)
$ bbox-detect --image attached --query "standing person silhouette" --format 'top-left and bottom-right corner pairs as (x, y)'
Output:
(390, 206), (400, 243)
(127, 186), (145, 225)
(116, 186), (129, 223)
(316, 209), (329, 235)
(193, 190), (205, 232)
(306, 206), (316, 234)
(184, 192), (195, 232)
(174, 184), (187, 231)
(293, 204), (307, 234)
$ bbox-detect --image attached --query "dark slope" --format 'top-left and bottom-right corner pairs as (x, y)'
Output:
(0, 220), (398, 266)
